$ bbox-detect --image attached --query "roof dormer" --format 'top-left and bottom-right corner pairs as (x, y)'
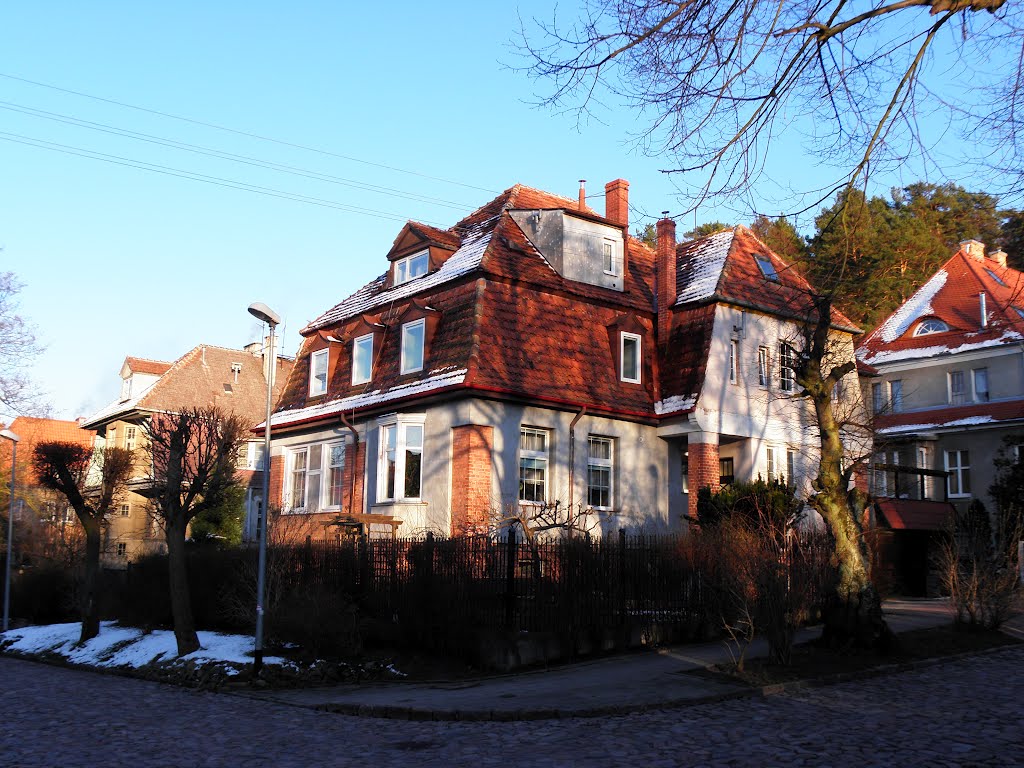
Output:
(385, 222), (459, 289)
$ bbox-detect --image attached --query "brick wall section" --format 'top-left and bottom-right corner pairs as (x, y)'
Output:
(269, 454), (284, 512)
(688, 441), (720, 519)
(450, 424), (494, 535)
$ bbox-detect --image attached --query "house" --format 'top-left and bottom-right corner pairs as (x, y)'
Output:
(858, 239), (1024, 518)
(264, 179), (865, 539)
(0, 416), (97, 563)
(81, 344), (292, 564)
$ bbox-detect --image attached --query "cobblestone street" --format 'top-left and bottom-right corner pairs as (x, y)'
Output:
(2, 648), (1022, 767)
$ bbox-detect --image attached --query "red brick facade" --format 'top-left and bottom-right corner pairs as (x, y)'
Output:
(450, 424), (494, 535)
(688, 441), (720, 519)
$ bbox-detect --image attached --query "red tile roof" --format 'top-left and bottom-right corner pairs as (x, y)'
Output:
(859, 244), (1024, 365)
(875, 498), (954, 531)
(875, 399), (1024, 434)
(124, 357), (173, 376)
(5, 416), (96, 485)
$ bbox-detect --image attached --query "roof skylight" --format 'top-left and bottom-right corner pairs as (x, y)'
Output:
(754, 255), (779, 282)
(985, 268), (1008, 287)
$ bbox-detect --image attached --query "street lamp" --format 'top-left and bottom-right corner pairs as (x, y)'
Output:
(1, 428), (20, 632)
(248, 302), (280, 674)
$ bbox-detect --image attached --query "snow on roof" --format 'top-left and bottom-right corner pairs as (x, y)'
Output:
(80, 378), (160, 428)
(873, 270), (948, 343)
(675, 229), (735, 304)
(268, 368), (468, 428)
(654, 394), (698, 416)
(860, 329), (1023, 366)
(878, 415), (995, 435)
(303, 223), (494, 333)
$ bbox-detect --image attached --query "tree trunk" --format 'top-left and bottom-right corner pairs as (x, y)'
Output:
(165, 517), (199, 656)
(79, 518), (102, 643)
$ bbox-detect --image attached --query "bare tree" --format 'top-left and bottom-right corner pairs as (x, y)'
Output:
(0, 272), (44, 417)
(522, 1), (1019, 215)
(32, 442), (133, 641)
(144, 407), (246, 656)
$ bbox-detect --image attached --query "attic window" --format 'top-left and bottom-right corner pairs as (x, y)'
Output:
(309, 349), (329, 396)
(1014, 306), (1024, 320)
(985, 268), (1008, 287)
(913, 318), (950, 336)
(754, 255), (779, 282)
(394, 250), (428, 286)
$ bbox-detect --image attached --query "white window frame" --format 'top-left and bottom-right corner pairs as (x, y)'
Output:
(913, 318), (949, 336)
(400, 319), (426, 375)
(757, 346), (769, 387)
(972, 367), (989, 402)
(326, 442), (346, 508)
(786, 449), (797, 489)
(352, 333), (373, 385)
(945, 449), (971, 498)
(603, 239), (617, 275)
(779, 343), (796, 393)
(376, 414), (425, 503)
(766, 446), (777, 482)
(586, 435), (614, 510)
(287, 446), (311, 512)
(125, 426), (137, 451)
(729, 339), (738, 384)
(889, 380), (903, 413)
(394, 250), (429, 286)
(917, 446), (932, 499)
(949, 370), (966, 405)
(755, 255), (779, 281)
(872, 382), (884, 414)
(285, 440), (347, 513)
(120, 377), (132, 402)
(519, 426), (550, 504)
(620, 332), (641, 384)
(120, 503), (130, 517)
(309, 349), (329, 397)
(116, 542), (127, 558)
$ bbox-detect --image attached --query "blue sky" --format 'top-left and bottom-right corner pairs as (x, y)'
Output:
(0, 1), (973, 420)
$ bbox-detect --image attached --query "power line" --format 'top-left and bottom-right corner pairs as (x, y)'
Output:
(0, 100), (475, 211)
(0, 71), (500, 194)
(0, 131), (445, 225)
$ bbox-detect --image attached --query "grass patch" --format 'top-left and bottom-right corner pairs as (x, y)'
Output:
(700, 625), (1022, 688)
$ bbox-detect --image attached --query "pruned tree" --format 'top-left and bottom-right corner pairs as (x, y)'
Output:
(144, 406), (246, 656)
(522, 0), (1020, 214)
(32, 442), (133, 641)
(0, 271), (44, 417)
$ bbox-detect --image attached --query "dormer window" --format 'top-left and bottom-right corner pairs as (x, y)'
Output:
(309, 348), (329, 396)
(913, 317), (949, 336)
(120, 376), (132, 402)
(352, 333), (373, 385)
(401, 319), (425, 374)
(620, 332), (641, 383)
(394, 250), (429, 286)
(754, 255), (779, 282)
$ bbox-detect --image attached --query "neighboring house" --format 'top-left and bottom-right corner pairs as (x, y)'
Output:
(264, 179), (865, 539)
(858, 239), (1024, 526)
(0, 416), (97, 562)
(81, 345), (292, 564)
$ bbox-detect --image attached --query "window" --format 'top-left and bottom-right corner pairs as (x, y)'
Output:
(889, 380), (903, 413)
(779, 343), (796, 392)
(985, 268), (1008, 287)
(945, 450), (971, 497)
(120, 504), (130, 517)
(378, 417), (424, 501)
(755, 255), (779, 281)
(124, 426), (137, 451)
(401, 319), (425, 374)
(519, 427), (549, 503)
(913, 318), (949, 336)
(680, 451), (689, 494)
(394, 250), (429, 285)
(1014, 306), (1024, 320)
(786, 449), (797, 488)
(587, 436), (613, 509)
(287, 441), (346, 511)
(873, 452), (888, 497)
(620, 332), (641, 383)
(766, 447), (777, 481)
(754, 347), (767, 388)
(973, 368), (989, 402)
(872, 383), (884, 414)
(719, 457), (735, 486)
(352, 334), (373, 385)
(949, 370), (966, 405)
(116, 543), (127, 558)
(603, 240), (616, 275)
(120, 377), (132, 401)
(309, 349), (329, 396)
(918, 446), (932, 499)
(729, 340), (738, 384)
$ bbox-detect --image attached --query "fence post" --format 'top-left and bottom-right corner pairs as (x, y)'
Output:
(505, 524), (517, 629)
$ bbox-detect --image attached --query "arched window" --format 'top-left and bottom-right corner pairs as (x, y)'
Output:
(913, 317), (949, 336)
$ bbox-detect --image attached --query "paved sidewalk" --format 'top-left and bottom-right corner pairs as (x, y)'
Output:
(240, 597), (969, 719)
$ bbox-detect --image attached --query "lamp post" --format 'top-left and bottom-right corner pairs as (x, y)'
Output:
(1, 428), (20, 632)
(247, 302), (280, 673)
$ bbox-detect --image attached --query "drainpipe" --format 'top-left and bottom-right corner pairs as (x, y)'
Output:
(980, 291), (988, 329)
(339, 411), (360, 516)
(568, 406), (588, 527)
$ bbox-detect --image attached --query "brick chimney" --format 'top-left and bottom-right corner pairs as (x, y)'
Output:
(578, 179), (587, 211)
(960, 239), (986, 262)
(605, 179), (629, 228)
(656, 216), (677, 345)
(990, 249), (1008, 268)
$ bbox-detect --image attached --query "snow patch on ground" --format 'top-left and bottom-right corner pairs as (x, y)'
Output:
(874, 270), (948, 343)
(0, 622), (286, 671)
